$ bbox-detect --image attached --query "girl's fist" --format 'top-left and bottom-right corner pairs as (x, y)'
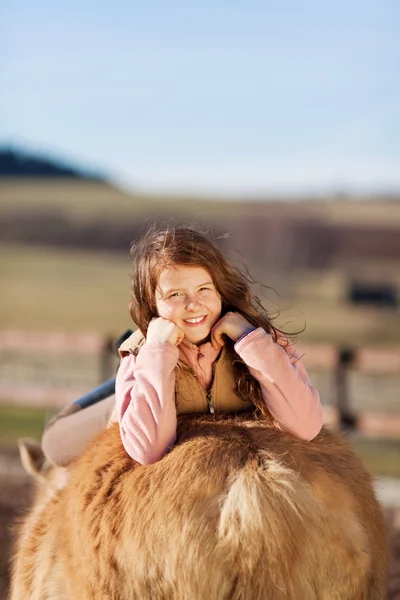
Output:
(211, 312), (255, 350)
(147, 317), (185, 346)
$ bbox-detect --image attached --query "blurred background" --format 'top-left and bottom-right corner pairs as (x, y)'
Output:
(1, 0), (400, 597)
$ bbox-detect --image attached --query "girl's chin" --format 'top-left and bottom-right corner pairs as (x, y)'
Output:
(185, 332), (212, 346)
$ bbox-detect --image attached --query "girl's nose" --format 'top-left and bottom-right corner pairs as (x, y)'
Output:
(185, 296), (201, 311)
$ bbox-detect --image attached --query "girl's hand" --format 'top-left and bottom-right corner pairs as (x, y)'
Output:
(211, 312), (256, 350)
(146, 317), (185, 346)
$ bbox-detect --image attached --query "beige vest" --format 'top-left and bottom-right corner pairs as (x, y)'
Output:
(118, 330), (254, 415)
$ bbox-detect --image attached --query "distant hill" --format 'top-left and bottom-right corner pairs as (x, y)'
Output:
(0, 147), (106, 180)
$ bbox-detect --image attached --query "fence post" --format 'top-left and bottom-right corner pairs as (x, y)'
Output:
(334, 348), (358, 432)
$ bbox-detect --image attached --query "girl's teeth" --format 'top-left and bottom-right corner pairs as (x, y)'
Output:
(185, 317), (204, 323)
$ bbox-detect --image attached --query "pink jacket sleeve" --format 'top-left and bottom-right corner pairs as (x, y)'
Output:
(115, 341), (179, 465)
(234, 328), (323, 440)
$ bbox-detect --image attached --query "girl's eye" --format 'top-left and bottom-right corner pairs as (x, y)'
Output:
(199, 287), (210, 292)
(169, 292), (181, 298)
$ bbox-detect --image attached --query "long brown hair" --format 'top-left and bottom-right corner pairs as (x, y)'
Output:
(129, 223), (287, 418)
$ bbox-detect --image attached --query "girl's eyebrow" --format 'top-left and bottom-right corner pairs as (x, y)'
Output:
(164, 281), (214, 295)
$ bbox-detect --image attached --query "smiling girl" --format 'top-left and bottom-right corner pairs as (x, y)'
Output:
(115, 225), (323, 465)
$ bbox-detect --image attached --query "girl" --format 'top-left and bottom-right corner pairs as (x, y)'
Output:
(114, 224), (322, 465)
(42, 224), (323, 467)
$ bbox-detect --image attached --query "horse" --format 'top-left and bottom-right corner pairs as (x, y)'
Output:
(10, 415), (388, 599)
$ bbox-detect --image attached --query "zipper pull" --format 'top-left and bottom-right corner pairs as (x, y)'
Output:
(206, 391), (215, 414)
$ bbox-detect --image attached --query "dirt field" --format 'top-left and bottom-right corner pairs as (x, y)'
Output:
(1, 446), (400, 600)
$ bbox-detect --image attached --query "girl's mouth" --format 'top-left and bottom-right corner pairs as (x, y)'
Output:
(184, 316), (207, 326)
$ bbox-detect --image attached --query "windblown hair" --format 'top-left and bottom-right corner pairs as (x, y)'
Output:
(129, 224), (285, 417)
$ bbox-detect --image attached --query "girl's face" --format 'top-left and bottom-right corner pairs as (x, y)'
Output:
(155, 265), (222, 345)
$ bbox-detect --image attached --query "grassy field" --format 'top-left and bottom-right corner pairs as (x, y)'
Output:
(1, 243), (133, 334)
(0, 405), (48, 446)
(2, 241), (400, 345)
(350, 435), (400, 478)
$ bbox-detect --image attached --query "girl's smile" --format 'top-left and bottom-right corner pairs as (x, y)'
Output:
(155, 265), (222, 345)
(184, 315), (205, 324)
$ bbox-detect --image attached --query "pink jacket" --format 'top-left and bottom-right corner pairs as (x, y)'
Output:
(115, 328), (323, 465)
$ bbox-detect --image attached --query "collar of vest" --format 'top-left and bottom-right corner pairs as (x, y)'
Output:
(118, 329), (145, 358)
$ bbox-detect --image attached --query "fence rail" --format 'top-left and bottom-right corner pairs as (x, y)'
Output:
(1, 330), (399, 435)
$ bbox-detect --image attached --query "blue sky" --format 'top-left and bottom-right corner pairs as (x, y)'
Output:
(1, 1), (399, 195)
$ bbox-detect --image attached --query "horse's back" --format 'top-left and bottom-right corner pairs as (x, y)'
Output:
(10, 418), (388, 600)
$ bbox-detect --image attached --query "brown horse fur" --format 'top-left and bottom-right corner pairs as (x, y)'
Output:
(10, 416), (388, 600)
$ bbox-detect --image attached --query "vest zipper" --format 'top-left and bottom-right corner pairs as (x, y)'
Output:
(206, 390), (215, 414)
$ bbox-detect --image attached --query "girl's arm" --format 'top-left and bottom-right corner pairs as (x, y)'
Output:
(115, 341), (179, 464)
(234, 328), (323, 440)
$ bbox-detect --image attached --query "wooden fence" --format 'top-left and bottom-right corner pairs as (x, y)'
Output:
(1, 330), (399, 435)
(297, 342), (400, 436)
